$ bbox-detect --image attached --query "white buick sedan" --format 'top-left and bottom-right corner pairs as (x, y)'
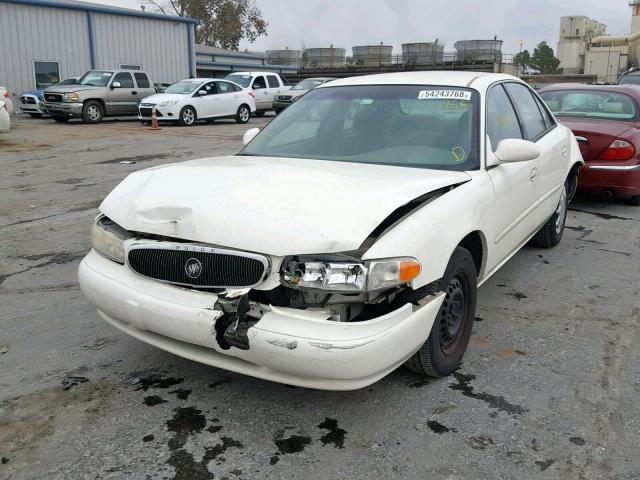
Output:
(79, 72), (582, 390)
(138, 78), (256, 126)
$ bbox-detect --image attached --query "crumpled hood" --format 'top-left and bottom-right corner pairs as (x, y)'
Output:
(100, 155), (470, 256)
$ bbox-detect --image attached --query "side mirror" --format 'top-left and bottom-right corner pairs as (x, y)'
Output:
(242, 127), (260, 146)
(494, 138), (541, 163)
(197, 90), (207, 96)
(111, 81), (121, 89)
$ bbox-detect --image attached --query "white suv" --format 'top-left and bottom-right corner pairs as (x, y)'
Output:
(224, 72), (291, 115)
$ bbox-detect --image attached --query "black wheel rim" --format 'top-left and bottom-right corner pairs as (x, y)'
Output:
(439, 275), (469, 355)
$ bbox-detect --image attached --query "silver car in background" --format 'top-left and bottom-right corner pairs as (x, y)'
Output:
(273, 77), (335, 114)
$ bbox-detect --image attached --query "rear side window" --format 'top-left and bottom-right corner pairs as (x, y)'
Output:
(112, 72), (134, 88)
(134, 73), (150, 88)
(486, 84), (523, 152)
(267, 75), (280, 88)
(504, 83), (547, 140)
(533, 93), (555, 129)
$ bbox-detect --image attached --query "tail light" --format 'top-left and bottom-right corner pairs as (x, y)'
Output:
(248, 90), (254, 98)
(2, 91), (8, 98)
(599, 139), (636, 161)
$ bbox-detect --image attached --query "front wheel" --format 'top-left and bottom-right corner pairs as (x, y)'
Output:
(178, 106), (196, 126)
(235, 105), (251, 124)
(82, 100), (104, 124)
(531, 183), (567, 248)
(405, 246), (477, 377)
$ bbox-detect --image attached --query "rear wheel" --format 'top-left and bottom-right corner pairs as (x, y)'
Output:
(405, 246), (477, 377)
(178, 106), (196, 126)
(235, 105), (251, 124)
(531, 183), (567, 248)
(81, 101), (104, 124)
(28, 113), (42, 118)
(52, 116), (69, 123)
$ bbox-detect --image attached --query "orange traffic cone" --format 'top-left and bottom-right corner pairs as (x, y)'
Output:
(149, 106), (161, 130)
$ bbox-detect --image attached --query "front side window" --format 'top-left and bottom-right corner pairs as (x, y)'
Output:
(216, 81), (235, 93)
(164, 80), (204, 95)
(112, 72), (134, 88)
(200, 82), (217, 95)
(241, 85), (480, 171)
(504, 83), (547, 140)
(252, 76), (267, 89)
(486, 84), (523, 152)
(78, 70), (113, 87)
(34, 61), (60, 89)
(134, 73), (150, 88)
(267, 75), (280, 88)
(225, 74), (251, 87)
(540, 90), (638, 121)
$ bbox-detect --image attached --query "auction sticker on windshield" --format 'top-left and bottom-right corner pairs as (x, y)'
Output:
(418, 90), (472, 101)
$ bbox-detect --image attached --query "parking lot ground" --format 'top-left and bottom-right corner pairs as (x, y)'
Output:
(1, 114), (639, 480)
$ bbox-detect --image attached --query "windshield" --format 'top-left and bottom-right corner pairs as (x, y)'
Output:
(164, 80), (203, 94)
(540, 90), (638, 121)
(241, 85), (479, 171)
(225, 75), (252, 88)
(292, 79), (327, 90)
(619, 74), (640, 85)
(78, 71), (113, 87)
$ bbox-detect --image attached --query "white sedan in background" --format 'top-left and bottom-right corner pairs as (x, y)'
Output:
(0, 99), (9, 131)
(80, 72), (582, 390)
(138, 78), (255, 126)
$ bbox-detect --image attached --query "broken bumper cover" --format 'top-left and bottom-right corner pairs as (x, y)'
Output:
(78, 250), (444, 390)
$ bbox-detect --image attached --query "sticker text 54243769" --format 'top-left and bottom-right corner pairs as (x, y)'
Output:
(418, 90), (472, 101)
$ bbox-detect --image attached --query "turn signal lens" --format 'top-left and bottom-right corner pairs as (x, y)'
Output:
(399, 260), (421, 282)
(600, 139), (635, 161)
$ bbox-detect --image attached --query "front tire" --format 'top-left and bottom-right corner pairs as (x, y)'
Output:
(81, 100), (104, 124)
(531, 183), (568, 248)
(178, 106), (196, 126)
(405, 246), (477, 377)
(235, 105), (251, 124)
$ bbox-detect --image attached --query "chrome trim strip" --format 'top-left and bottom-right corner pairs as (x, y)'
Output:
(575, 136), (589, 143)
(587, 165), (640, 171)
(125, 241), (270, 289)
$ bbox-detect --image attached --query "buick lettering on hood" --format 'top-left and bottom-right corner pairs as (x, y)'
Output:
(78, 72), (583, 390)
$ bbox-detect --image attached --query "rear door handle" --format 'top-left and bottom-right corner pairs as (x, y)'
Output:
(530, 168), (538, 182)
(575, 136), (588, 143)
(132, 91), (137, 95)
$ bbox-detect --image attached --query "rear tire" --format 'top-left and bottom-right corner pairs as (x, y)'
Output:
(629, 196), (640, 206)
(28, 113), (43, 118)
(405, 246), (477, 377)
(81, 101), (104, 124)
(178, 106), (196, 126)
(52, 116), (69, 123)
(235, 105), (251, 124)
(531, 182), (568, 248)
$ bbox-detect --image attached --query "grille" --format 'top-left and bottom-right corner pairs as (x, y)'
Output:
(139, 107), (162, 117)
(127, 243), (268, 288)
(21, 96), (37, 104)
(45, 93), (62, 102)
(278, 95), (292, 101)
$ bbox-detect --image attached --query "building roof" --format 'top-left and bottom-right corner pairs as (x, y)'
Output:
(1, 0), (198, 23)
(196, 44), (266, 61)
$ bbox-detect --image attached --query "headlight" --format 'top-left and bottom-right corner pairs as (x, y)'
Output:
(159, 99), (179, 107)
(90, 216), (131, 264)
(281, 256), (421, 292)
(63, 92), (78, 103)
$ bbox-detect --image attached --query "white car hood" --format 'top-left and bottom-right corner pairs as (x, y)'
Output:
(100, 155), (470, 256)
(141, 93), (187, 104)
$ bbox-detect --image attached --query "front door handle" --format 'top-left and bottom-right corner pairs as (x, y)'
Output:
(132, 91), (137, 95)
(529, 167), (538, 182)
(575, 136), (588, 143)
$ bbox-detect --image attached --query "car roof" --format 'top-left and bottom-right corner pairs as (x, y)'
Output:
(318, 71), (517, 90)
(228, 72), (280, 76)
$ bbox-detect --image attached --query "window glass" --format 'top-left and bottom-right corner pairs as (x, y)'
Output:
(202, 82), (217, 95)
(242, 85), (480, 171)
(540, 90), (638, 121)
(217, 81), (236, 93)
(486, 84), (523, 152)
(618, 73), (640, 85)
(533, 93), (555, 129)
(252, 76), (266, 89)
(119, 64), (141, 70)
(34, 61), (60, 89)
(292, 79), (326, 90)
(164, 80), (202, 94)
(134, 73), (150, 88)
(225, 74), (251, 87)
(112, 72), (134, 88)
(78, 70), (113, 87)
(267, 75), (280, 88)
(504, 83), (547, 140)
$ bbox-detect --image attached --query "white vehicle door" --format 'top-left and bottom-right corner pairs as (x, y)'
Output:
(485, 83), (542, 269)
(251, 75), (270, 110)
(266, 74), (281, 103)
(191, 81), (219, 118)
(503, 82), (568, 227)
(215, 80), (240, 116)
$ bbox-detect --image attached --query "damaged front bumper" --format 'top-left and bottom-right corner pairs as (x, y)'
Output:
(78, 250), (444, 390)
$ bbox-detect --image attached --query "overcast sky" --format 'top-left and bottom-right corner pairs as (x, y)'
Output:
(86, 0), (631, 55)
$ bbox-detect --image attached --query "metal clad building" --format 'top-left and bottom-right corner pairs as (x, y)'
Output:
(0, 0), (197, 95)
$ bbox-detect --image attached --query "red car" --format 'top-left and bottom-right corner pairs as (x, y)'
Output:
(539, 84), (640, 205)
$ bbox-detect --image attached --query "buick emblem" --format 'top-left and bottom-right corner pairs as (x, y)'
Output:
(185, 258), (203, 279)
